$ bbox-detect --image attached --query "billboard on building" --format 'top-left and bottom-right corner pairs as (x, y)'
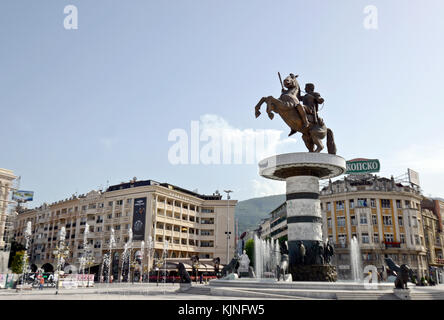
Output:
(132, 197), (146, 241)
(12, 190), (34, 202)
(346, 158), (380, 174)
(408, 168), (420, 186)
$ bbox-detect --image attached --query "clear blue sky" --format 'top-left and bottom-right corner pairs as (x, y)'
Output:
(1, 0), (444, 206)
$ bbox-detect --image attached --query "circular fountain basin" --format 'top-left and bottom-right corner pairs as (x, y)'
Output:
(208, 278), (396, 299)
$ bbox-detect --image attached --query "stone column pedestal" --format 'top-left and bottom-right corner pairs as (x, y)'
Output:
(259, 152), (346, 282)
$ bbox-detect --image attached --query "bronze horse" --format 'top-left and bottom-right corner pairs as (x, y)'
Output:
(254, 74), (336, 154)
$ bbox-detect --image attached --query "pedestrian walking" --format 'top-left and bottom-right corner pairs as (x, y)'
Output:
(39, 275), (44, 290)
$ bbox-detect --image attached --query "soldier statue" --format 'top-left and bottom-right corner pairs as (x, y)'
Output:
(255, 73), (336, 154)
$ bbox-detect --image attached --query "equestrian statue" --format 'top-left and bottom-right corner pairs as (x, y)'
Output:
(255, 73), (337, 154)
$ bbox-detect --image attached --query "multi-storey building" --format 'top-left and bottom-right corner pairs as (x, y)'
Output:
(13, 179), (237, 275)
(258, 174), (429, 279)
(321, 174), (427, 278)
(259, 203), (286, 240)
(0, 168), (17, 250)
(421, 198), (444, 283)
(0, 168), (17, 273)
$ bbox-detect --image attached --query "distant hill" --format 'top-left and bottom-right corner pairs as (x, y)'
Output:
(235, 194), (285, 234)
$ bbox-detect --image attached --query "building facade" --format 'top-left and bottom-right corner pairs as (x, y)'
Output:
(421, 198), (444, 283)
(0, 168), (17, 250)
(258, 174), (429, 279)
(321, 175), (427, 279)
(13, 179), (237, 274)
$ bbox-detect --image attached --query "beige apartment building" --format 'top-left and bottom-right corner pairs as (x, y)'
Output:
(0, 168), (17, 250)
(320, 174), (427, 278)
(421, 198), (444, 283)
(258, 174), (429, 279)
(13, 179), (236, 274)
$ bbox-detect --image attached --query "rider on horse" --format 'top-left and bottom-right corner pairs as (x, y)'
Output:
(298, 83), (324, 127)
(280, 75), (324, 137)
(279, 74), (310, 134)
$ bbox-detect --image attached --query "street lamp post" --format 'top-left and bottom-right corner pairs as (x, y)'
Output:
(85, 255), (95, 287)
(53, 227), (69, 295)
(224, 190), (233, 265)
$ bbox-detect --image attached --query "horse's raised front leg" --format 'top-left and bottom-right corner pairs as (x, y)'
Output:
(255, 97), (266, 118)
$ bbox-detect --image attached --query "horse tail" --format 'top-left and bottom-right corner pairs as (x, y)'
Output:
(327, 128), (337, 155)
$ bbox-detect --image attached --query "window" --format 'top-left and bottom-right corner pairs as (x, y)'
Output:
(116, 200), (123, 206)
(373, 233), (379, 243)
(327, 218), (332, 228)
(412, 215), (418, 227)
(400, 234), (405, 244)
(360, 213), (368, 225)
(350, 215), (357, 226)
(372, 215), (378, 225)
(398, 216), (403, 226)
(327, 202), (331, 211)
(370, 199), (376, 208)
(337, 216), (346, 227)
(384, 233), (394, 242)
(396, 200), (402, 209)
(405, 200), (410, 208)
(415, 235), (420, 245)
(108, 201), (113, 207)
(383, 216), (392, 225)
(336, 201), (344, 210)
(349, 200), (354, 209)
(127, 199), (132, 204)
(362, 233), (369, 243)
(357, 198), (367, 207)
(381, 199), (391, 208)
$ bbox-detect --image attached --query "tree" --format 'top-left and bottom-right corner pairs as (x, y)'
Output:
(278, 235), (288, 244)
(244, 239), (254, 266)
(8, 240), (26, 268)
(10, 251), (27, 274)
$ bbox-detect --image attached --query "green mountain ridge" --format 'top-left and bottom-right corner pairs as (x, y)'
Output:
(235, 194), (286, 234)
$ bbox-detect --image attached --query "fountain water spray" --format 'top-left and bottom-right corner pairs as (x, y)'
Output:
(127, 228), (133, 283)
(253, 234), (281, 279)
(108, 228), (116, 283)
(140, 240), (145, 282)
(350, 236), (363, 281)
(81, 223), (90, 284)
(20, 221), (32, 289)
(147, 236), (153, 282)
(120, 242), (129, 283)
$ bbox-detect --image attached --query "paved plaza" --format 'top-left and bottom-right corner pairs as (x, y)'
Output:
(1, 282), (444, 300)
